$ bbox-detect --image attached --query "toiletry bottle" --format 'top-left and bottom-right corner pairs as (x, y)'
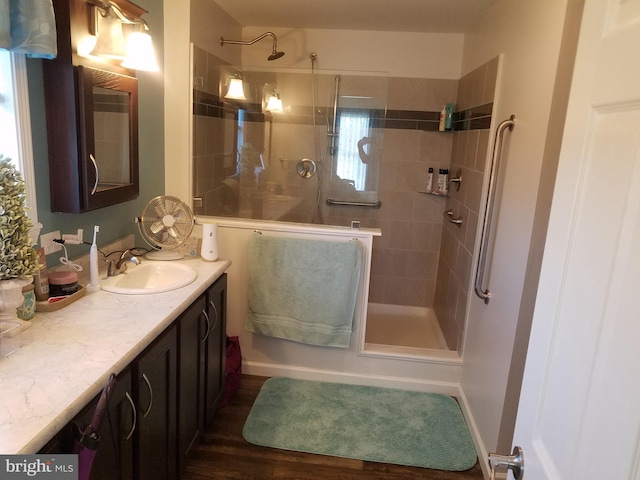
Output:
(437, 169), (448, 194)
(426, 168), (434, 193)
(438, 106), (446, 132)
(443, 169), (450, 194)
(445, 103), (454, 131)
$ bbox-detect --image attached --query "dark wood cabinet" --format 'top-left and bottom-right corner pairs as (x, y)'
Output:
(177, 274), (227, 476)
(204, 274), (227, 426)
(43, 274), (227, 480)
(94, 368), (136, 480)
(42, 369), (136, 480)
(75, 65), (139, 211)
(79, 369), (136, 480)
(43, 0), (139, 212)
(177, 295), (206, 475)
(134, 324), (177, 480)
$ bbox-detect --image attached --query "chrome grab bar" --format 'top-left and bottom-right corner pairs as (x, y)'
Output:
(444, 209), (463, 226)
(326, 198), (382, 209)
(474, 115), (516, 304)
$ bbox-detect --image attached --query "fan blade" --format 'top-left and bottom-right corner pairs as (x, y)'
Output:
(150, 221), (165, 234)
(153, 203), (169, 219)
(167, 227), (179, 238)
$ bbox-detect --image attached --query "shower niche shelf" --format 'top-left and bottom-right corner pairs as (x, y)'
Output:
(418, 191), (449, 197)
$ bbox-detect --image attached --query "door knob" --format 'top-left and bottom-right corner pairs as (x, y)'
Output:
(488, 446), (524, 480)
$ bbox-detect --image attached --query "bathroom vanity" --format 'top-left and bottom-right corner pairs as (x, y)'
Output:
(0, 257), (230, 479)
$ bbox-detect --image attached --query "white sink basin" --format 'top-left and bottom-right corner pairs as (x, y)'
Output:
(101, 261), (197, 295)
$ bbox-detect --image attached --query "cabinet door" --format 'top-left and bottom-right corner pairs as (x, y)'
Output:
(177, 294), (206, 475)
(135, 324), (177, 480)
(77, 66), (139, 211)
(43, 0), (140, 213)
(204, 274), (227, 426)
(85, 369), (135, 480)
(49, 370), (135, 480)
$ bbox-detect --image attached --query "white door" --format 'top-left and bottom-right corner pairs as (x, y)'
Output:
(508, 0), (640, 478)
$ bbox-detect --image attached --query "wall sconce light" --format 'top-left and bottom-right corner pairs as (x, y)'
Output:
(265, 93), (283, 113)
(90, 6), (127, 59)
(89, 1), (159, 72)
(225, 74), (247, 100)
(263, 84), (283, 113)
(121, 26), (159, 71)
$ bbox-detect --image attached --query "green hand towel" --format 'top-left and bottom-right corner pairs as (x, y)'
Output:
(246, 234), (362, 347)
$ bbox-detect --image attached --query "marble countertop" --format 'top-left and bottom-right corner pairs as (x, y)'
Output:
(0, 257), (231, 454)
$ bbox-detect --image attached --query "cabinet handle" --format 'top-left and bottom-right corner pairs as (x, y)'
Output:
(124, 392), (137, 440)
(201, 309), (210, 343)
(141, 373), (153, 418)
(209, 300), (218, 331)
(89, 154), (99, 195)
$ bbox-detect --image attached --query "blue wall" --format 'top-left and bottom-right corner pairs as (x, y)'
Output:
(28, 0), (165, 266)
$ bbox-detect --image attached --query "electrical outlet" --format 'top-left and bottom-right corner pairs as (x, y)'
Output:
(40, 230), (62, 255)
(62, 228), (84, 245)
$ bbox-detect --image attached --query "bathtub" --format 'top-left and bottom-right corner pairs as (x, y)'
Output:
(363, 303), (460, 362)
(196, 217), (462, 394)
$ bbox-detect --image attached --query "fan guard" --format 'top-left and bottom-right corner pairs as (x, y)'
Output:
(139, 195), (194, 260)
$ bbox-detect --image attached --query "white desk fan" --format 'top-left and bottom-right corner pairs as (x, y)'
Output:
(137, 195), (194, 260)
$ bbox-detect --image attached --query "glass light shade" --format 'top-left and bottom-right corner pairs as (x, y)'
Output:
(122, 32), (159, 71)
(90, 12), (127, 59)
(265, 94), (283, 113)
(225, 77), (246, 100)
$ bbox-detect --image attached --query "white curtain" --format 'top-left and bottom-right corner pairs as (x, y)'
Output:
(336, 110), (370, 191)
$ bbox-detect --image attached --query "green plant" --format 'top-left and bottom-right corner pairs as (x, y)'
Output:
(0, 155), (40, 280)
(238, 143), (261, 176)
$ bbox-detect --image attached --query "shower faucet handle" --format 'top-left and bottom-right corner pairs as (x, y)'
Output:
(448, 168), (463, 192)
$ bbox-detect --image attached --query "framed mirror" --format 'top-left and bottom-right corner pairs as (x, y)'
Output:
(77, 65), (139, 210)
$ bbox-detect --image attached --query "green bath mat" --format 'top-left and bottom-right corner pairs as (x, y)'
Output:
(242, 377), (477, 471)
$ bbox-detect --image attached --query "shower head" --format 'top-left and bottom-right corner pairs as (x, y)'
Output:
(268, 50), (285, 61)
(220, 32), (285, 61)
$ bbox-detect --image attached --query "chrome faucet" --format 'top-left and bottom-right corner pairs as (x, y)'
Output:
(107, 249), (141, 276)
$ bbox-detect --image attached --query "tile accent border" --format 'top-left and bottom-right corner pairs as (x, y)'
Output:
(194, 90), (492, 132)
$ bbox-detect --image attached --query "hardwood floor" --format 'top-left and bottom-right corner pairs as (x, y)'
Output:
(183, 375), (484, 480)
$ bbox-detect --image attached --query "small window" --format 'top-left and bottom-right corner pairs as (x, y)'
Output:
(0, 51), (40, 230)
(335, 109), (370, 191)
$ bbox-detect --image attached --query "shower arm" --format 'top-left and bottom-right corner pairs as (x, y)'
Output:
(220, 32), (280, 56)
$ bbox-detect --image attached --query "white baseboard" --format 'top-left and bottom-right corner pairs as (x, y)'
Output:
(243, 360), (460, 396)
(456, 384), (491, 479)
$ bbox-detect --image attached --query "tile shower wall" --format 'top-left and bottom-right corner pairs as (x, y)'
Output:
(195, 46), (502, 321)
(367, 78), (457, 307)
(192, 44), (459, 312)
(434, 57), (499, 351)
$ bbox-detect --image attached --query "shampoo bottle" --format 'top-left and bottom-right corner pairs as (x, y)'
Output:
(426, 168), (434, 193)
(445, 103), (454, 131)
(438, 106), (446, 132)
(437, 169), (448, 194)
